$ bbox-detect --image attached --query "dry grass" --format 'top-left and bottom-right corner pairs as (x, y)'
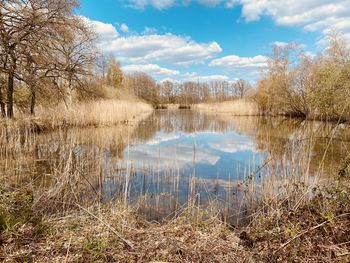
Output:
(1, 200), (252, 262)
(0, 99), (153, 140)
(37, 99), (153, 129)
(1, 176), (349, 262)
(194, 99), (260, 116)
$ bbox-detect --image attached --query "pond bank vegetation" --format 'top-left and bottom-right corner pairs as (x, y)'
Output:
(193, 99), (260, 116)
(254, 33), (350, 122)
(1, 159), (349, 262)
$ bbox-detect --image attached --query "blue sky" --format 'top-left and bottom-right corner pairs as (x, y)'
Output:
(78, 0), (350, 83)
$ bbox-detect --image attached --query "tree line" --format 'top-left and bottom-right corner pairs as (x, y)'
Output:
(122, 74), (252, 106)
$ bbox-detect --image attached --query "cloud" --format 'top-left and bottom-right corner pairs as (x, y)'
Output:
(126, 0), (177, 10)
(271, 41), (307, 50)
(82, 17), (119, 41)
(83, 15), (222, 65)
(120, 23), (129, 32)
(209, 55), (268, 70)
(125, 0), (239, 9)
(272, 41), (289, 48)
(122, 64), (180, 76)
(160, 77), (180, 83)
(122, 143), (220, 170)
(143, 27), (158, 34)
(106, 33), (222, 65)
(183, 72), (230, 82)
(235, 0), (350, 41)
(146, 133), (181, 145)
(208, 137), (257, 153)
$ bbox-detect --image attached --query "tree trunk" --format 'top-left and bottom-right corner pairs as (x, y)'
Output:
(30, 89), (36, 116)
(0, 83), (5, 117)
(7, 70), (14, 118)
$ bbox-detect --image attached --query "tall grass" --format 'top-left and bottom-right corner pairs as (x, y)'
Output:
(194, 99), (260, 116)
(0, 99), (153, 140)
(37, 99), (153, 129)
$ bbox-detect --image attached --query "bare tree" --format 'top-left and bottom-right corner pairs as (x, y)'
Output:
(325, 31), (350, 66)
(234, 79), (251, 98)
(48, 16), (96, 107)
(106, 55), (123, 89)
(128, 73), (159, 105)
(161, 80), (174, 103)
(0, 0), (79, 117)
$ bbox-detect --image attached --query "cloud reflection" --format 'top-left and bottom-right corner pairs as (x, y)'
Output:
(123, 142), (220, 170)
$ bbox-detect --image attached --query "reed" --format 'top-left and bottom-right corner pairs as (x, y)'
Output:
(37, 99), (153, 129)
(194, 99), (260, 116)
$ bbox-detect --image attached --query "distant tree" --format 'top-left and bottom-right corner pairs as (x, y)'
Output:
(234, 79), (251, 98)
(106, 55), (123, 89)
(128, 73), (159, 105)
(96, 53), (108, 79)
(161, 80), (174, 103)
(325, 31), (350, 66)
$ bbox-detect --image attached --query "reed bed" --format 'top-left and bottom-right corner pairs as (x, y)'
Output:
(0, 99), (153, 138)
(194, 99), (260, 116)
(38, 99), (153, 129)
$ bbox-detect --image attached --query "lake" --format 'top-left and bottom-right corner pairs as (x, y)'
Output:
(1, 110), (349, 223)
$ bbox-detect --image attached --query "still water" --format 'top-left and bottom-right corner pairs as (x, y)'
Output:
(2, 110), (349, 222)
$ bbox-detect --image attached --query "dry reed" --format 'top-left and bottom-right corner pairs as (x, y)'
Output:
(194, 99), (260, 116)
(37, 99), (153, 128)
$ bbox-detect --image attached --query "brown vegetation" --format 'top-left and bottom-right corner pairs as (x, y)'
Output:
(194, 99), (259, 116)
(255, 33), (350, 121)
(1, 165), (349, 262)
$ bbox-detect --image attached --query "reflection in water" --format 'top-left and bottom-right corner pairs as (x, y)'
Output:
(1, 110), (349, 223)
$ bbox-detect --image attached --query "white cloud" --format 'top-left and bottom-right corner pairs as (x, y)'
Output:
(82, 17), (119, 42)
(184, 72), (230, 82)
(160, 77), (179, 83)
(126, 0), (239, 9)
(209, 55), (268, 70)
(127, 0), (177, 10)
(272, 41), (307, 50)
(272, 41), (289, 48)
(106, 34), (222, 65)
(122, 64), (180, 76)
(236, 0), (350, 41)
(83, 15), (222, 65)
(120, 23), (129, 32)
(121, 143), (219, 170)
(143, 27), (158, 34)
(209, 137), (257, 153)
(146, 133), (180, 145)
